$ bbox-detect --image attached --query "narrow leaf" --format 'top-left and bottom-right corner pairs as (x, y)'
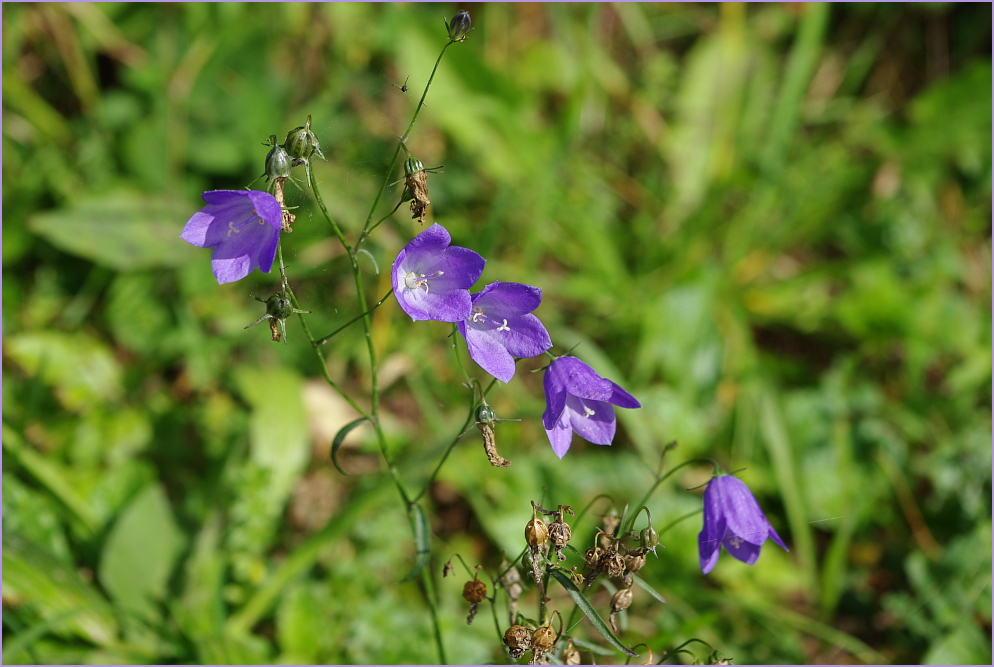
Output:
(632, 573), (667, 604)
(330, 417), (368, 476)
(548, 569), (638, 657)
(399, 504), (431, 583)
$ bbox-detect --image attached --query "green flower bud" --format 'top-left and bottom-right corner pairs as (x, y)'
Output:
(284, 114), (326, 162)
(476, 403), (495, 426)
(404, 156), (425, 176)
(264, 135), (292, 181)
(640, 525), (660, 556)
(446, 10), (471, 42)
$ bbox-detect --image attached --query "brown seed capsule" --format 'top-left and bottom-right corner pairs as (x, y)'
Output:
(561, 639), (581, 665)
(584, 546), (603, 570)
(624, 551), (646, 575)
(611, 587), (633, 613)
(531, 624), (556, 653)
(462, 579), (487, 603)
(503, 624), (533, 659)
(599, 549), (626, 578)
(548, 521), (571, 548)
(525, 516), (549, 548)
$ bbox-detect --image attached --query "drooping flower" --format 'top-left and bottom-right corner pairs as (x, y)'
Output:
(391, 223), (485, 322)
(180, 190), (283, 284)
(698, 473), (788, 574)
(541, 356), (641, 458)
(457, 281), (552, 383)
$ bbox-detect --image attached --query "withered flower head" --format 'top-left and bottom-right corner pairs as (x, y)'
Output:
(503, 624), (533, 660)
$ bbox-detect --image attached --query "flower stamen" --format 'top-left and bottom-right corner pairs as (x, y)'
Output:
(405, 270), (444, 294)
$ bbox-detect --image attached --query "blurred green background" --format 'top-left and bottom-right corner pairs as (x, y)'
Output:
(3, 2), (991, 664)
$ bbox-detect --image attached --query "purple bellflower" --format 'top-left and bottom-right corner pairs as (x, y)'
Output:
(541, 356), (641, 458)
(181, 190), (283, 284)
(392, 223), (485, 322)
(456, 281), (552, 383)
(698, 473), (789, 574)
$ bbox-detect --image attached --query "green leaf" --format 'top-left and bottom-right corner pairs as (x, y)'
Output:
(632, 573), (667, 605)
(330, 417), (368, 476)
(27, 190), (198, 271)
(2, 531), (117, 647)
(2, 424), (102, 536)
(547, 568), (638, 657)
(98, 483), (185, 621)
(4, 331), (123, 412)
(399, 504), (431, 584)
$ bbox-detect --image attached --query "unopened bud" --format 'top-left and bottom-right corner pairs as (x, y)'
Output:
(462, 579), (487, 603)
(708, 650), (732, 665)
(264, 135), (292, 181)
(640, 525), (660, 556)
(284, 114), (326, 162)
(475, 403), (495, 426)
(610, 587), (633, 613)
(446, 10), (471, 42)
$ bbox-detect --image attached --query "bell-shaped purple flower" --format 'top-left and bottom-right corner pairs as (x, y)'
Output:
(542, 356), (641, 459)
(698, 474), (789, 574)
(392, 223), (485, 322)
(456, 281), (552, 383)
(181, 190), (283, 284)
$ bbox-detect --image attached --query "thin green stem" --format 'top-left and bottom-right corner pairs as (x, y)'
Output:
(421, 567), (447, 664)
(314, 289), (394, 345)
(623, 459), (708, 536)
(359, 41), (453, 242)
(359, 199), (404, 244)
(656, 509), (702, 538)
(307, 163), (351, 251)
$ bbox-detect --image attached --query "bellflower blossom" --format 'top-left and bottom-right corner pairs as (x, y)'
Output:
(541, 356), (641, 458)
(180, 190), (283, 284)
(698, 473), (788, 574)
(456, 281), (552, 383)
(392, 223), (485, 322)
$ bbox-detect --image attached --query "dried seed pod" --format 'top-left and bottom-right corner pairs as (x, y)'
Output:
(583, 546), (603, 570)
(403, 157), (431, 225)
(624, 551), (646, 575)
(525, 515), (549, 549)
(531, 624), (556, 653)
(610, 587), (633, 613)
(503, 624), (532, 660)
(561, 638), (581, 665)
(548, 521), (571, 561)
(477, 421), (510, 468)
(462, 579), (487, 603)
(598, 549), (626, 579)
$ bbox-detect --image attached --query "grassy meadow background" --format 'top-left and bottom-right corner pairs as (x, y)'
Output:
(3, 3), (991, 664)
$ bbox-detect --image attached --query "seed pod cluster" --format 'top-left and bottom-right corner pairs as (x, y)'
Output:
(529, 624), (556, 665)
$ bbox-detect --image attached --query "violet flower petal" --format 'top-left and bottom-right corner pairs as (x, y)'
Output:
(180, 190), (282, 284)
(565, 396), (616, 445)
